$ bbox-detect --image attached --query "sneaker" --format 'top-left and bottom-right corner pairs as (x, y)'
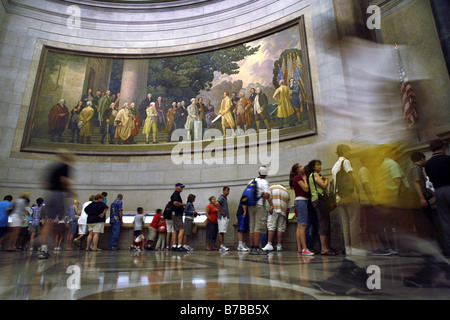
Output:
(262, 243), (274, 252)
(387, 248), (399, 255)
(372, 249), (391, 256)
(38, 250), (51, 259)
(177, 246), (188, 252)
(220, 245), (230, 252)
(237, 244), (249, 252)
(301, 249), (315, 256)
(276, 244), (283, 251)
(255, 247), (267, 255)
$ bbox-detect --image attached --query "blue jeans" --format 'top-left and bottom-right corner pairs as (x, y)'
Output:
(109, 221), (121, 248)
(295, 200), (319, 250)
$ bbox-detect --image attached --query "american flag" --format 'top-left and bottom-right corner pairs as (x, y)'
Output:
(277, 65), (286, 84)
(395, 44), (418, 129)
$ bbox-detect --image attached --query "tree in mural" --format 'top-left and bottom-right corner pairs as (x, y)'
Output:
(147, 44), (260, 103)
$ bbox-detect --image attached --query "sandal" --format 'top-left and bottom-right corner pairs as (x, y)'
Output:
(321, 250), (336, 256)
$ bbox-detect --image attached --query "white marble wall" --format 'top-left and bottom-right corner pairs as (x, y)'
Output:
(0, 0), (350, 246)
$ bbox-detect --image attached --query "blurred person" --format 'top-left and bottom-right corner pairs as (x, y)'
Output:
(28, 197), (44, 251)
(408, 151), (434, 240)
(85, 194), (108, 251)
(0, 195), (13, 250)
(108, 194), (123, 251)
(217, 187), (231, 252)
(39, 151), (75, 259)
(7, 192), (31, 252)
(290, 163), (315, 256)
(331, 144), (364, 256)
(308, 160), (336, 255)
(205, 196), (219, 251)
(357, 155), (390, 256)
(183, 194), (197, 251)
(425, 139), (450, 256)
(74, 195), (94, 249)
(374, 143), (417, 256)
(66, 200), (80, 251)
(248, 166), (273, 255)
(263, 184), (290, 252)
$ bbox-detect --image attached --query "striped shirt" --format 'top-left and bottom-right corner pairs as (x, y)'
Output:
(269, 184), (290, 216)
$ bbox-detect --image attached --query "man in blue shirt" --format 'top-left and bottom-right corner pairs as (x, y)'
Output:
(108, 194), (123, 251)
(0, 195), (13, 249)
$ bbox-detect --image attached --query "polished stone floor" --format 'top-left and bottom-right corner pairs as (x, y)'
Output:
(0, 249), (449, 302)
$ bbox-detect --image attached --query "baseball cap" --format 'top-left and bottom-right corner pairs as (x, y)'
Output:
(258, 166), (268, 176)
(175, 183), (185, 188)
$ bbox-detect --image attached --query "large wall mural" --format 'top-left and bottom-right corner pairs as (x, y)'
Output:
(22, 18), (316, 155)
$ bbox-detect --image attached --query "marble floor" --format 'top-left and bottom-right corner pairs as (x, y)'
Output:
(0, 249), (449, 302)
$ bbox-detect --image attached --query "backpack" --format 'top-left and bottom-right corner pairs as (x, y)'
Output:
(163, 201), (173, 220)
(336, 160), (355, 198)
(242, 178), (262, 206)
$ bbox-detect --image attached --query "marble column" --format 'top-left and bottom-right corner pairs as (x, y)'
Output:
(119, 59), (149, 106)
(430, 0), (450, 75)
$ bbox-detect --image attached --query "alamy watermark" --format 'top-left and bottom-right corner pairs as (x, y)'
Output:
(170, 128), (280, 175)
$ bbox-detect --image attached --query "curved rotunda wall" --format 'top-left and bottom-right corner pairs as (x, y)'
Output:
(0, 0), (344, 221)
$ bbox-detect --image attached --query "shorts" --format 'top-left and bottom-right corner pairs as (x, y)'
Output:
(184, 218), (194, 236)
(147, 226), (158, 241)
(133, 230), (142, 237)
(237, 214), (249, 232)
(87, 223), (104, 233)
(78, 224), (87, 235)
(267, 211), (287, 232)
(294, 199), (309, 226)
(173, 215), (184, 231)
(218, 217), (229, 233)
(166, 219), (174, 233)
(10, 213), (25, 228)
(69, 221), (78, 235)
(248, 204), (267, 234)
(28, 224), (40, 234)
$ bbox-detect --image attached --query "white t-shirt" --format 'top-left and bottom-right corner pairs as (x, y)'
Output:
(357, 166), (372, 205)
(78, 201), (91, 225)
(248, 177), (270, 206)
(134, 213), (145, 231)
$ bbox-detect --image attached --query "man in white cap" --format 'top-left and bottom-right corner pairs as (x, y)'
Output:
(248, 166), (273, 255)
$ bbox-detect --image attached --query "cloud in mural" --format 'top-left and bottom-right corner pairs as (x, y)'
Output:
(213, 25), (301, 89)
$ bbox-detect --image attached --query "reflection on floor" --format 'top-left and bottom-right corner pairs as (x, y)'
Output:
(0, 250), (449, 300)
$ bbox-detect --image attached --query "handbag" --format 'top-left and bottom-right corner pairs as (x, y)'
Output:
(311, 173), (336, 214)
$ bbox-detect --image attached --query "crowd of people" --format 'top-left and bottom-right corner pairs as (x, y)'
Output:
(0, 139), (449, 260)
(47, 80), (308, 145)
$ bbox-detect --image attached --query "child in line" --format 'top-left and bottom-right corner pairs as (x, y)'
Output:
(155, 218), (166, 251)
(131, 207), (145, 251)
(147, 209), (163, 250)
